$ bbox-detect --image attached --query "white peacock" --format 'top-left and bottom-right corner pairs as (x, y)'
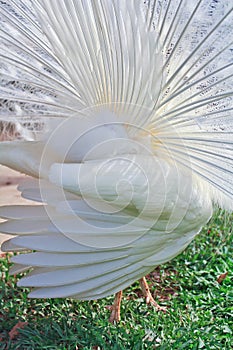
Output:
(0, 0), (232, 322)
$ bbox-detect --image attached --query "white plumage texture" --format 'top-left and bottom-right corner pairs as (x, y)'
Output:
(0, 0), (232, 304)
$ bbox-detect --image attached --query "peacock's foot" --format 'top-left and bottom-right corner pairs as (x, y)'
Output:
(106, 277), (166, 323)
(107, 290), (123, 323)
(139, 277), (167, 312)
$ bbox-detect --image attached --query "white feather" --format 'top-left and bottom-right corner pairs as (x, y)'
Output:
(0, 0), (232, 301)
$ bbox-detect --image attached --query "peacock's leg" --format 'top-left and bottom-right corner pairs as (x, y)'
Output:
(108, 290), (123, 323)
(139, 277), (166, 312)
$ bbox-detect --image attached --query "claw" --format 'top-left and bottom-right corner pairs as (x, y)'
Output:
(107, 277), (166, 323)
(139, 277), (166, 312)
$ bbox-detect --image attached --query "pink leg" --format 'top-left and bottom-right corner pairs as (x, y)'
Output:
(108, 290), (123, 323)
(139, 277), (166, 312)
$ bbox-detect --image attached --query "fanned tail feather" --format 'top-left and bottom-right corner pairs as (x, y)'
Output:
(0, 0), (232, 203)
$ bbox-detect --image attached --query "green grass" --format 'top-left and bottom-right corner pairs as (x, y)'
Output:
(0, 209), (232, 349)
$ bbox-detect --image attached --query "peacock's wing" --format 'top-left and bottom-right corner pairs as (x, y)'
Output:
(0, 156), (212, 299)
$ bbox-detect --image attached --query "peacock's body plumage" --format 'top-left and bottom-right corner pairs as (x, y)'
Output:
(0, 0), (232, 314)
